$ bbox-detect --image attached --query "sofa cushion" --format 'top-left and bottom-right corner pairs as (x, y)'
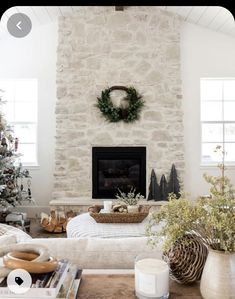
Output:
(0, 224), (32, 243)
(67, 212), (151, 238)
(28, 237), (163, 269)
(0, 234), (17, 246)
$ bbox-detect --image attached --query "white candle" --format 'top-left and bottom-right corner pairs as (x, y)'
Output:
(103, 200), (112, 212)
(135, 258), (169, 298)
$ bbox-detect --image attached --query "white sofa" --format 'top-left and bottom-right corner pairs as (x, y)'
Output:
(0, 224), (162, 269)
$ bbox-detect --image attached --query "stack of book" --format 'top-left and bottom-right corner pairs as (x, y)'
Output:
(56, 264), (82, 299)
(0, 259), (82, 299)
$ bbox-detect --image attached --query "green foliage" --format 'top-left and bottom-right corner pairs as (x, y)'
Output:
(96, 86), (144, 123)
(203, 145), (235, 197)
(146, 192), (197, 251)
(195, 194), (234, 252)
(115, 187), (144, 205)
(146, 146), (235, 252)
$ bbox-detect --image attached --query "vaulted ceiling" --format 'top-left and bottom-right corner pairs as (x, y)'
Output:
(0, 6), (234, 38)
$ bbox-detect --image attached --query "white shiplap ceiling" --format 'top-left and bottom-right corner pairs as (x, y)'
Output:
(163, 6), (235, 37)
(0, 6), (234, 38)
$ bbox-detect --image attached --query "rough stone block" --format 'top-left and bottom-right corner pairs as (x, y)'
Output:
(143, 111), (162, 121)
(152, 130), (173, 142)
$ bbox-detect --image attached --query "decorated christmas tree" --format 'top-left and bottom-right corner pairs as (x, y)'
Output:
(0, 89), (32, 211)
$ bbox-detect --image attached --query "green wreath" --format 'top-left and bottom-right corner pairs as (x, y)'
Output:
(96, 86), (144, 123)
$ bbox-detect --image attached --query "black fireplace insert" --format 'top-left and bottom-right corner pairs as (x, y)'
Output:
(92, 147), (146, 199)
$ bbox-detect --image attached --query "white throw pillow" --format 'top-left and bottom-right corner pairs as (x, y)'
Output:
(0, 224), (32, 243)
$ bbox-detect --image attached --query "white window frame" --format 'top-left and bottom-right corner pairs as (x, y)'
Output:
(0, 78), (38, 167)
(200, 77), (235, 166)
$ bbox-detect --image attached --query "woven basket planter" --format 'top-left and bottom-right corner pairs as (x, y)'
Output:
(88, 205), (150, 223)
(163, 234), (208, 284)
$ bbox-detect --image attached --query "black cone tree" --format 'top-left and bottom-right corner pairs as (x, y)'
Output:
(147, 169), (160, 201)
(168, 164), (180, 199)
(160, 174), (168, 201)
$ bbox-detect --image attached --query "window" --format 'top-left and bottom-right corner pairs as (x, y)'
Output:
(0, 79), (38, 166)
(201, 78), (235, 165)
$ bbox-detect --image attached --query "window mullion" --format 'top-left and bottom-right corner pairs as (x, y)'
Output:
(201, 78), (235, 164)
(0, 79), (38, 166)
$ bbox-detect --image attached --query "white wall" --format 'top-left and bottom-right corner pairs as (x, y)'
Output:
(1, 17), (235, 213)
(181, 22), (235, 199)
(0, 23), (57, 215)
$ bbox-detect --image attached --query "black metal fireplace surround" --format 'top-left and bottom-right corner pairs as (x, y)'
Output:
(92, 147), (146, 199)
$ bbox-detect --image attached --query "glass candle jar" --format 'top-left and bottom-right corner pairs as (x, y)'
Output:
(135, 253), (169, 299)
(103, 200), (112, 212)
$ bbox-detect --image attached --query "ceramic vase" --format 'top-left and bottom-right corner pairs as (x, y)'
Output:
(200, 248), (235, 299)
(127, 205), (139, 213)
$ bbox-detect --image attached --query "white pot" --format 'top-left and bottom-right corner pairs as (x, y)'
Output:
(127, 205), (139, 213)
(200, 248), (235, 299)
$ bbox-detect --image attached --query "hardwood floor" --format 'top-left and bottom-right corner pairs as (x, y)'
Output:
(28, 218), (66, 238)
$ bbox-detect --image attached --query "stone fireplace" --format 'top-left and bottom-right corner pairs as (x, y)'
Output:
(53, 6), (184, 200)
(92, 146), (146, 199)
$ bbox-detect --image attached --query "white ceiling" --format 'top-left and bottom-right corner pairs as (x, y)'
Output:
(162, 6), (235, 37)
(0, 6), (234, 38)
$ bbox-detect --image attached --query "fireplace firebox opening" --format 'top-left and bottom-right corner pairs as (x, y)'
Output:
(92, 146), (146, 199)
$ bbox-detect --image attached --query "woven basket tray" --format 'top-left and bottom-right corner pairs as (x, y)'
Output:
(88, 205), (150, 223)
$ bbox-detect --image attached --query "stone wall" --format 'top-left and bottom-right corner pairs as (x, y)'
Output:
(53, 6), (184, 199)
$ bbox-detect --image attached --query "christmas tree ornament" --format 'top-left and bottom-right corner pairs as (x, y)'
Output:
(27, 179), (32, 199)
(1, 137), (7, 147)
(7, 180), (15, 189)
(20, 178), (24, 191)
(8, 134), (14, 143)
(23, 169), (30, 177)
(14, 137), (19, 151)
(11, 188), (19, 196)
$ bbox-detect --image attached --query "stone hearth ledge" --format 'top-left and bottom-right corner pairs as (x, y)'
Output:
(49, 198), (166, 213)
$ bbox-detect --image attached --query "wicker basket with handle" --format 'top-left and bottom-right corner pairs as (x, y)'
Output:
(88, 205), (150, 223)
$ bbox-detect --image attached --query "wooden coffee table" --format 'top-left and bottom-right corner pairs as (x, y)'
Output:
(77, 270), (202, 299)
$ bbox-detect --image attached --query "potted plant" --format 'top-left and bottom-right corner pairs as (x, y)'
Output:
(115, 187), (144, 213)
(146, 146), (235, 298)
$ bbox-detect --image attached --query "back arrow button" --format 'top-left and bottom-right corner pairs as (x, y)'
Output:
(7, 13), (32, 38)
(16, 21), (22, 30)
